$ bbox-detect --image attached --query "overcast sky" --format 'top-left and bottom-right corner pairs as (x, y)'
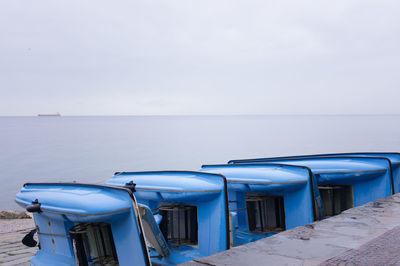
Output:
(0, 0), (399, 115)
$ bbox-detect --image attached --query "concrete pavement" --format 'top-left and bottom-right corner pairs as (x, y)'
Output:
(184, 194), (400, 266)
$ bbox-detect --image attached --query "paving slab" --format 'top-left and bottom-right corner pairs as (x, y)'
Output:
(0, 218), (36, 266)
(321, 225), (400, 265)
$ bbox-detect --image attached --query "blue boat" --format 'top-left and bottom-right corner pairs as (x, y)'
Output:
(15, 183), (151, 266)
(199, 163), (323, 246)
(248, 153), (400, 194)
(14, 153), (398, 265)
(105, 171), (230, 265)
(229, 157), (392, 216)
(16, 176), (229, 266)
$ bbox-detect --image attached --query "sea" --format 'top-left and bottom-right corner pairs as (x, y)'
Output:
(1, 115), (400, 209)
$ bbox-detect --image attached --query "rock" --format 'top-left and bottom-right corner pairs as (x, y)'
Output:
(0, 210), (31, 219)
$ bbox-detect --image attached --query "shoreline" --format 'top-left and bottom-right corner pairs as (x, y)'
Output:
(0, 211), (31, 220)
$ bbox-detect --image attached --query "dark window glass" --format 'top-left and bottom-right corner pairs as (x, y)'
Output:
(159, 205), (198, 246)
(246, 195), (285, 233)
(70, 223), (119, 266)
(319, 185), (354, 217)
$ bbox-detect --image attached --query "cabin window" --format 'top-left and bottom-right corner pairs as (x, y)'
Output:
(70, 223), (119, 266)
(159, 205), (198, 246)
(319, 185), (354, 217)
(246, 195), (285, 233)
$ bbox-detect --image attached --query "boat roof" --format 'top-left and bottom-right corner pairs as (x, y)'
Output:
(248, 152), (400, 165)
(200, 164), (309, 184)
(15, 183), (133, 216)
(106, 171), (225, 192)
(229, 157), (388, 173)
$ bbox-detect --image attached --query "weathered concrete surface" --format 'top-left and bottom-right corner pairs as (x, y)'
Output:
(0, 218), (36, 265)
(0, 211), (31, 220)
(321, 225), (400, 265)
(184, 194), (400, 266)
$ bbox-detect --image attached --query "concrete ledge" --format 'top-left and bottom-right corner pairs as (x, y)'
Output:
(184, 194), (400, 266)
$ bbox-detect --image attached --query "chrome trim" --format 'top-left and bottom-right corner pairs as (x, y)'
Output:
(135, 188), (222, 192)
(314, 169), (387, 174)
(15, 203), (131, 216)
(227, 180), (307, 184)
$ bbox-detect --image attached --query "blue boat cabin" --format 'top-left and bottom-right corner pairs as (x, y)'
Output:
(200, 164), (320, 246)
(254, 152), (400, 194)
(229, 157), (392, 217)
(105, 171), (230, 265)
(15, 183), (151, 266)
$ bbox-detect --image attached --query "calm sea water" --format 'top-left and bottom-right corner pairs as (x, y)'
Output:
(1, 115), (400, 209)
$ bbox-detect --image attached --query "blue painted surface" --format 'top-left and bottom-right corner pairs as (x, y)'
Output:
(15, 183), (150, 266)
(200, 164), (315, 246)
(229, 157), (392, 207)
(105, 171), (229, 265)
(248, 153), (400, 194)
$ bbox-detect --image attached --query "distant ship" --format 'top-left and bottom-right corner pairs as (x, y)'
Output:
(37, 113), (61, 117)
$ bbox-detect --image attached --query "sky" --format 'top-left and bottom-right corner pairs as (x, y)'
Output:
(0, 0), (399, 116)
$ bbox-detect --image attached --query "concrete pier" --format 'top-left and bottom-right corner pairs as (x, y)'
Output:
(185, 194), (400, 266)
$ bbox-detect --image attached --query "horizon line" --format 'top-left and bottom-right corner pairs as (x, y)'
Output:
(1, 113), (400, 117)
